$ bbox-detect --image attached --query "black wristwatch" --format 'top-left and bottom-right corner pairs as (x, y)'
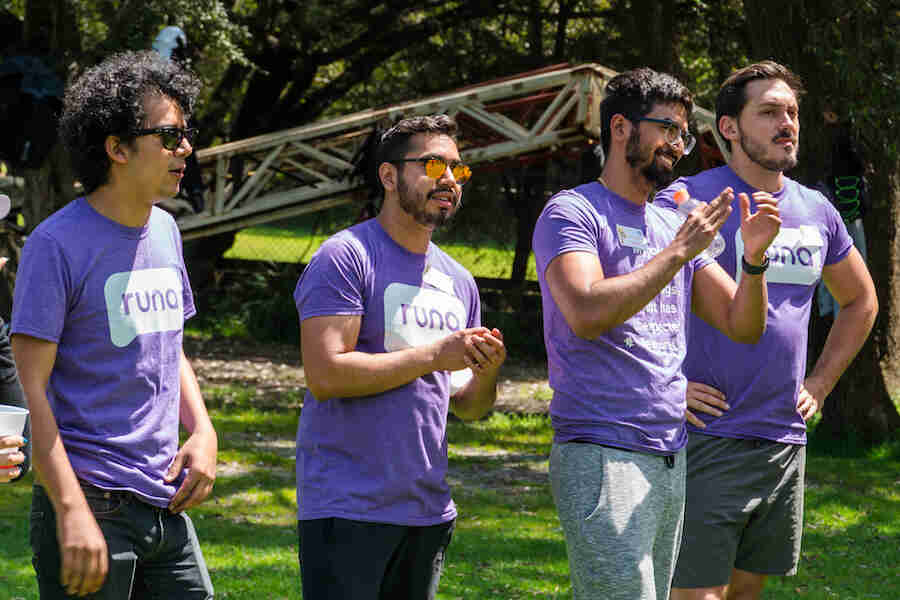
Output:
(741, 255), (770, 275)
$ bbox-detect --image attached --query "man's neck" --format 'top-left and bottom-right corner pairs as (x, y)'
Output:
(376, 203), (433, 255)
(728, 152), (785, 194)
(598, 161), (653, 206)
(86, 185), (153, 228)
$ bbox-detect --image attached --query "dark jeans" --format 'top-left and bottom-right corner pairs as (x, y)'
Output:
(30, 482), (214, 599)
(298, 517), (455, 600)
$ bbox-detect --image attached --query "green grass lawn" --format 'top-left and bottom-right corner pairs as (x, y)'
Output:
(223, 225), (540, 281)
(2, 403), (898, 599)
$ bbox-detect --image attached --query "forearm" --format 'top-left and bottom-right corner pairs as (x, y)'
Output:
(25, 387), (89, 515)
(179, 353), (214, 435)
(450, 370), (498, 421)
(722, 270), (767, 343)
(308, 344), (443, 401)
(807, 295), (877, 397)
(569, 247), (688, 339)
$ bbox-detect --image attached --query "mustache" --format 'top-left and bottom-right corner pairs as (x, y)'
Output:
(655, 147), (679, 163)
(772, 129), (797, 144)
(429, 187), (461, 205)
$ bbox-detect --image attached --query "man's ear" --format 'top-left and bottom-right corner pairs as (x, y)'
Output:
(610, 113), (631, 144)
(105, 135), (131, 165)
(378, 162), (398, 192)
(718, 115), (739, 143)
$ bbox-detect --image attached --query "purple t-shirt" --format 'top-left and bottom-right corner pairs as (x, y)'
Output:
(656, 165), (853, 444)
(11, 198), (195, 507)
(532, 182), (711, 455)
(294, 219), (480, 526)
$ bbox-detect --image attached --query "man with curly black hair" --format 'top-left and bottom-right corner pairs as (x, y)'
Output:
(11, 50), (216, 599)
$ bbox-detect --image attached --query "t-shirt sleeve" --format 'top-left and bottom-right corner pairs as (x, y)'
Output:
(173, 222), (196, 321)
(294, 236), (366, 321)
(819, 192), (854, 266)
(11, 230), (70, 343)
(532, 192), (606, 278)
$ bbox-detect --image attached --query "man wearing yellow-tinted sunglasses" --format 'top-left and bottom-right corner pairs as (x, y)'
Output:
(295, 115), (506, 600)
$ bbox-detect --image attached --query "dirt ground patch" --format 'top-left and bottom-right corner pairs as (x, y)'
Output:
(185, 335), (551, 414)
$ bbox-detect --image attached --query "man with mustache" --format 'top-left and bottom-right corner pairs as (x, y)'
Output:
(531, 67), (781, 599)
(294, 115), (506, 600)
(11, 51), (216, 598)
(656, 61), (877, 600)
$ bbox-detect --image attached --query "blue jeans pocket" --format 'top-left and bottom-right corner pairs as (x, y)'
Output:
(81, 486), (125, 518)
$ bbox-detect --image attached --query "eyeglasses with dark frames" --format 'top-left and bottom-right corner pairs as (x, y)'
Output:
(390, 157), (472, 185)
(132, 126), (198, 151)
(630, 117), (696, 155)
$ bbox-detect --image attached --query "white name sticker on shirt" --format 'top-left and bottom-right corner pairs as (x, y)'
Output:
(383, 283), (468, 352)
(735, 227), (824, 286)
(616, 224), (649, 250)
(104, 268), (184, 347)
(423, 266), (456, 296)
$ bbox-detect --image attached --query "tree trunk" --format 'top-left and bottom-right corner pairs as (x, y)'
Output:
(817, 171), (900, 442)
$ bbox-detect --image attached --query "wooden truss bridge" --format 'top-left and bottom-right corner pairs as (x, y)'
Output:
(178, 63), (723, 241)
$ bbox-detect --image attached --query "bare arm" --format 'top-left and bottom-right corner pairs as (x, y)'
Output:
(450, 328), (506, 421)
(545, 188), (736, 340)
(166, 350), (217, 513)
(11, 334), (108, 597)
(301, 315), (493, 401)
(799, 248), (877, 419)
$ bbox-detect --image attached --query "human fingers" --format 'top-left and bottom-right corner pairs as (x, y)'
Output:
(165, 448), (187, 484)
(79, 543), (108, 596)
(171, 475), (213, 513)
(707, 187), (733, 211)
(0, 467), (20, 482)
(470, 335), (506, 370)
(685, 408), (706, 429)
(0, 449), (24, 468)
(686, 381), (726, 401)
(0, 435), (25, 450)
(739, 192), (751, 223)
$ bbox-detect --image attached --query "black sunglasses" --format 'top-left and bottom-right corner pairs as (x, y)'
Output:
(132, 126), (198, 151)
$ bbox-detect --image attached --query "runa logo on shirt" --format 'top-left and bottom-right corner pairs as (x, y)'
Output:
(104, 268), (184, 347)
(383, 283), (467, 352)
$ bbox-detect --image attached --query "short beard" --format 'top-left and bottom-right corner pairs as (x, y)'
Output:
(738, 124), (799, 172)
(625, 128), (677, 189)
(397, 178), (453, 228)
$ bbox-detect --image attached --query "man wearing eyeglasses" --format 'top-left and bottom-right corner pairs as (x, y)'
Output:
(655, 62), (876, 600)
(11, 51), (216, 599)
(532, 67), (782, 599)
(294, 114), (505, 600)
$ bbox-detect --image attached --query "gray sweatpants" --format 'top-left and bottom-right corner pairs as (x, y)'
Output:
(550, 442), (686, 600)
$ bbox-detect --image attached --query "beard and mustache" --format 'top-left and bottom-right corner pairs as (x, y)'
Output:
(736, 125), (799, 172)
(625, 128), (680, 189)
(397, 178), (459, 228)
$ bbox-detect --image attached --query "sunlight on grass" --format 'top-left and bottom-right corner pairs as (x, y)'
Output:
(3, 408), (898, 599)
(224, 228), (539, 280)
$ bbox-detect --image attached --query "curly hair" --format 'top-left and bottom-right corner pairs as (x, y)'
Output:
(599, 68), (693, 157)
(59, 50), (201, 194)
(716, 61), (804, 152)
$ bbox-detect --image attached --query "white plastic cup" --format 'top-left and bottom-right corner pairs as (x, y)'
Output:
(0, 404), (28, 446)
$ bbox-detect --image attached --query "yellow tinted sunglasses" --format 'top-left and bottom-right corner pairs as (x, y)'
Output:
(391, 157), (472, 185)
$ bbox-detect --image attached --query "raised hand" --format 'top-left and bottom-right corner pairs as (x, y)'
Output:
(740, 191), (781, 263)
(673, 187), (733, 261)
